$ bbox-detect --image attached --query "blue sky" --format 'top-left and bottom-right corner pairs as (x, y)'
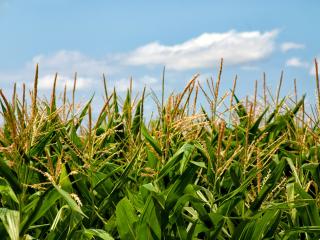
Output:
(0, 0), (319, 105)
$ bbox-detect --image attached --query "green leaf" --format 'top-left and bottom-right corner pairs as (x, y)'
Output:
(165, 163), (198, 210)
(141, 124), (162, 156)
(0, 158), (22, 194)
(251, 210), (281, 239)
(291, 95), (305, 115)
(250, 159), (286, 212)
(53, 184), (86, 217)
(294, 183), (320, 226)
(169, 194), (203, 224)
(0, 208), (19, 240)
(116, 197), (138, 240)
(0, 177), (19, 204)
(82, 229), (114, 240)
(74, 96), (94, 130)
(234, 94), (248, 126)
(158, 143), (194, 180)
(20, 187), (61, 235)
(98, 147), (140, 214)
(123, 89), (132, 124)
(283, 226), (320, 240)
(137, 195), (162, 240)
(249, 107), (269, 141)
(132, 99), (142, 136)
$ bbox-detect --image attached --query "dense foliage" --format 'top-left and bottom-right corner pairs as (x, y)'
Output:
(1, 62), (320, 239)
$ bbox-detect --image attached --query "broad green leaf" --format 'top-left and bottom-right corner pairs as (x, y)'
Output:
(251, 210), (281, 239)
(0, 208), (19, 240)
(165, 164), (198, 209)
(158, 143), (194, 180)
(0, 177), (19, 204)
(82, 229), (114, 240)
(137, 195), (161, 240)
(116, 197), (138, 240)
(98, 147), (139, 214)
(0, 159), (22, 194)
(294, 183), (320, 226)
(20, 188), (61, 235)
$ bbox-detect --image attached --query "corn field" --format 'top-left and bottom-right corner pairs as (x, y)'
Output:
(1, 60), (320, 239)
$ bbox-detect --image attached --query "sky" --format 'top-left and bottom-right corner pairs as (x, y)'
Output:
(0, 0), (319, 109)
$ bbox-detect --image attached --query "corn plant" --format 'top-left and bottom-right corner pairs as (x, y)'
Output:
(0, 60), (320, 239)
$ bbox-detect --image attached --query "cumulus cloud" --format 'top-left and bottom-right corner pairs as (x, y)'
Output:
(30, 50), (114, 76)
(28, 51), (114, 91)
(0, 29), (286, 94)
(0, 50), (114, 92)
(4, 50), (161, 92)
(123, 30), (279, 70)
(35, 74), (93, 90)
(281, 42), (305, 52)
(286, 57), (309, 68)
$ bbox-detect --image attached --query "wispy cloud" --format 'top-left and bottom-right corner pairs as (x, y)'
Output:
(123, 30), (279, 70)
(281, 42), (305, 52)
(286, 57), (309, 68)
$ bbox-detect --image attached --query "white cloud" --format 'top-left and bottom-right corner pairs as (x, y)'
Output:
(281, 42), (305, 52)
(2, 29), (300, 95)
(30, 50), (114, 76)
(286, 57), (309, 68)
(35, 74), (93, 90)
(110, 75), (159, 92)
(123, 30), (279, 70)
(0, 50), (114, 92)
(25, 51), (160, 92)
